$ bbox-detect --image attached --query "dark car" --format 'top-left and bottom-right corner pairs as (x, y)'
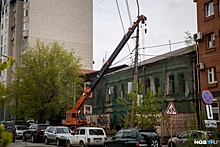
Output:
(44, 126), (72, 146)
(22, 123), (49, 143)
(0, 121), (16, 142)
(104, 128), (161, 147)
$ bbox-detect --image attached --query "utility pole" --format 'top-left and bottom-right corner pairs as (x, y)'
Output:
(132, 22), (139, 127)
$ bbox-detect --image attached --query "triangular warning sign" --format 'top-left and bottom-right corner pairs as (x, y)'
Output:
(165, 102), (178, 115)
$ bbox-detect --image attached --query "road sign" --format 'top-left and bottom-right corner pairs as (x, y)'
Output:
(206, 105), (213, 120)
(202, 90), (213, 104)
(204, 120), (217, 128)
(165, 102), (178, 115)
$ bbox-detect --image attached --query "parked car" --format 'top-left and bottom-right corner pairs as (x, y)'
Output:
(66, 127), (107, 147)
(0, 121), (16, 142)
(22, 123), (49, 143)
(15, 124), (27, 139)
(104, 128), (161, 147)
(167, 130), (212, 147)
(44, 126), (72, 146)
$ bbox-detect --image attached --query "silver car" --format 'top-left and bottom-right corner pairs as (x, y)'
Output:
(15, 125), (27, 139)
(44, 126), (72, 146)
(167, 130), (211, 147)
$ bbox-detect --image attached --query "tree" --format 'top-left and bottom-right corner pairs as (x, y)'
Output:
(0, 56), (13, 101)
(6, 40), (84, 123)
(0, 125), (12, 147)
(0, 57), (14, 71)
(117, 87), (166, 129)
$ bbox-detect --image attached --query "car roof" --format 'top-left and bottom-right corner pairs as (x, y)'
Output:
(77, 127), (104, 130)
(121, 128), (156, 132)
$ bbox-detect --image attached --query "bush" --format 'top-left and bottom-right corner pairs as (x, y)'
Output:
(107, 129), (117, 135)
(0, 125), (12, 147)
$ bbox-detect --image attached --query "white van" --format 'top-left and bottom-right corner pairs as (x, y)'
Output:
(66, 127), (107, 147)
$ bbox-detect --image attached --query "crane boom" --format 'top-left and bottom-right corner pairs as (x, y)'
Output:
(62, 15), (146, 126)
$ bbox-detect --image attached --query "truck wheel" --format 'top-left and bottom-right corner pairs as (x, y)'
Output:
(56, 138), (60, 146)
(31, 135), (36, 143)
(67, 140), (72, 147)
(149, 138), (159, 147)
(45, 137), (49, 144)
(79, 141), (85, 147)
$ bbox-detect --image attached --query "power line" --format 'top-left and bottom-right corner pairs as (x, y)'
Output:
(111, 40), (191, 66)
(139, 41), (186, 50)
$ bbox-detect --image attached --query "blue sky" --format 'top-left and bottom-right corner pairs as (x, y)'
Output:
(93, 0), (197, 70)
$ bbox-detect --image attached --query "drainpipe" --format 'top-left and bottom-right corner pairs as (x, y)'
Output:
(195, 41), (202, 130)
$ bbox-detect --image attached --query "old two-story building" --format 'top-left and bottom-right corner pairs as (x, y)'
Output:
(89, 47), (197, 136)
(194, 0), (220, 130)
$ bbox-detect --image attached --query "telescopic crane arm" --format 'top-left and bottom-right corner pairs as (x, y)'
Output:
(62, 15), (146, 126)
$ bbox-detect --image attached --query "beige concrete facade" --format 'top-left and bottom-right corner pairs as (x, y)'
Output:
(1, 0), (93, 85)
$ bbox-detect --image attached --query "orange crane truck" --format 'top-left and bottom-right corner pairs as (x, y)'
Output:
(62, 15), (146, 127)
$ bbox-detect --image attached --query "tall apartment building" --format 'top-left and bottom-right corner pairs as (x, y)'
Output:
(0, 0), (93, 86)
(194, 0), (220, 130)
(0, 0), (93, 120)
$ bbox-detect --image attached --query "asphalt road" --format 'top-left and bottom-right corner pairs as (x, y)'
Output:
(8, 140), (66, 147)
(9, 139), (168, 147)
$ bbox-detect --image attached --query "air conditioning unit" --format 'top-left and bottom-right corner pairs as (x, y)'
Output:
(196, 63), (205, 70)
(193, 32), (203, 41)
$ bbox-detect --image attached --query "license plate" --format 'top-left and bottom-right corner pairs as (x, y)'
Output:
(94, 138), (101, 142)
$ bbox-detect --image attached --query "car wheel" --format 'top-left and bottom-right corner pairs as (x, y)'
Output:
(79, 141), (85, 147)
(31, 135), (35, 143)
(67, 140), (72, 147)
(22, 135), (27, 141)
(56, 138), (60, 146)
(45, 137), (49, 145)
(149, 138), (159, 147)
(168, 142), (176, 147)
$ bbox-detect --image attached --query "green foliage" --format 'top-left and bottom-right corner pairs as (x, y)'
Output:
(117, 86), (166, 129)
(0, 57), (14, 71)
(6, 40), (84, 123)
(107, 129), (117, 135)
(0, 125), (12, 147)
(184, 31), (196, 50)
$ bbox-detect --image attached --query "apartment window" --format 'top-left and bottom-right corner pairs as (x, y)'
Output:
(212, 100), (219, 120)
(219, 0), (220, 12)
(169, 75), (175, 94)
(0, 47), (2, 56)
(24, 9), (28, 17)
(106, 86), (114, 102)
(23, 22), (29, 31)
(120, 84), (125, 98)
(4, 32), (8, 40)
(208, 67), (217, 84)
(205, 1), (214, 17)
(206, 33), (215, 49)
(155, 77), (160, 93)
(178, 73), (185, 93)
(145, 79), (150, 89)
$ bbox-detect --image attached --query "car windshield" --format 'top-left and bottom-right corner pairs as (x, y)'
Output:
(57, 127), (70, 133)
(16, 125), (27, 130)
(89, 129), (104, 135)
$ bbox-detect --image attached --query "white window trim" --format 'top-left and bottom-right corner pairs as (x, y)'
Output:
(207, 33), (215, 49)
(23, 22), (29, 31)
(208, 67), (217, 84)
(212, 99), (219, 122)
(205, 1), (214, 17)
